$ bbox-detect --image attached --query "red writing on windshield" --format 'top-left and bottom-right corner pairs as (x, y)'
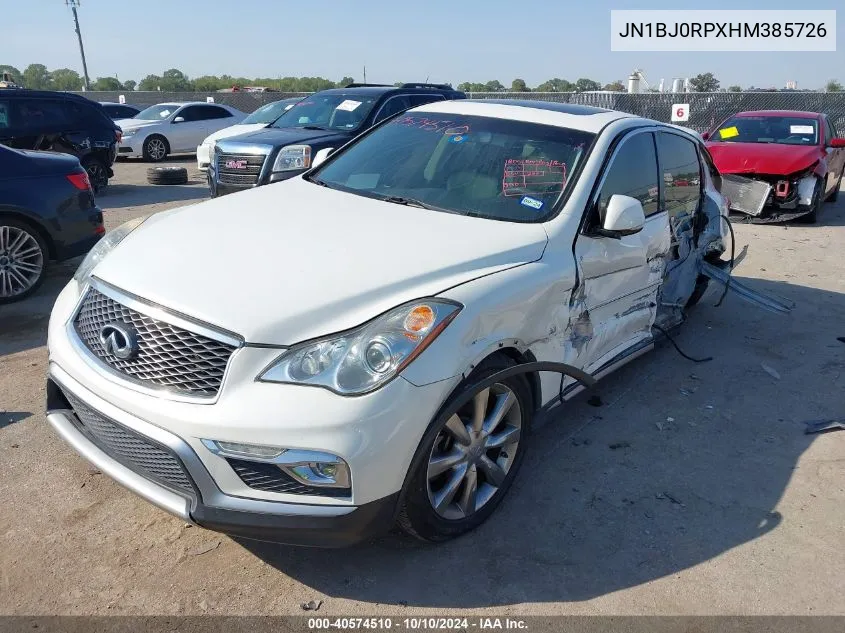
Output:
(392, 116), (469, 135)
(502, 158), (566, 197)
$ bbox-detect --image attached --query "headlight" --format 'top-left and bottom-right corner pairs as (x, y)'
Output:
(121, 128), (137, 138)
(258, 299), (462, 395)
(73, 215), (150, 286)
(272, 144), (311, 172)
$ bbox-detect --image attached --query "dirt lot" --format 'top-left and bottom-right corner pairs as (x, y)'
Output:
(1, 157), (843, 616)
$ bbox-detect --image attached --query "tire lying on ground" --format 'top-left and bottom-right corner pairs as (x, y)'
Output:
(146, 167), (188, 185)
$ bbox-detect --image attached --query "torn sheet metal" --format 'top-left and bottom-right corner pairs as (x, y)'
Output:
(700, 261), (794, 313)
(721, 174), (771, 216)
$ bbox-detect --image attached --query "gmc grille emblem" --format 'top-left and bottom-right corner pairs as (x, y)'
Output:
(225, 159), (248, 170)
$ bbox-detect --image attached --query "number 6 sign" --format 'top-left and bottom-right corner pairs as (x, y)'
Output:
(672, 103), (690, 122)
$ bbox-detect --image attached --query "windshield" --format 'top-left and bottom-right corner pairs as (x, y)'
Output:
(242, 98), (301, 125)
(272, 93), (377, 131)
(134, 104), (178, 121)
(710, 115), (819, 145)
(311, 113), (595, 223)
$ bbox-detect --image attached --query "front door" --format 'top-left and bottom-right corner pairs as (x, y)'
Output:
(167, 105), (211, 152)
(568, 129), (670, 374)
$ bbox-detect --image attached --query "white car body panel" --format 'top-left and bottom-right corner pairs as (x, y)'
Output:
(196, 123), (269, 170)
(116, 102), (246, 158)
(47, 99), (738, 543)
(93, 177), (550, 344)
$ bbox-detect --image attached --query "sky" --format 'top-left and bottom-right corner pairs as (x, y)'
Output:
(2, 0), (843, 90)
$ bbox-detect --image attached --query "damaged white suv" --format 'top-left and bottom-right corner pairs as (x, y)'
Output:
(48, 100), (744, 546)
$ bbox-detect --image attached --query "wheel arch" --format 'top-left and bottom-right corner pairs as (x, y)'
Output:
(0, 208), (56, 259)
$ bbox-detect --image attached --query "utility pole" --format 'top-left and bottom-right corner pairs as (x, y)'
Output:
(363, 65), (367, 84)
(67, 0), (91, 90)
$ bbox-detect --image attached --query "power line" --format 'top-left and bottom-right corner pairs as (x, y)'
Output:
(66, 0), (90, 90)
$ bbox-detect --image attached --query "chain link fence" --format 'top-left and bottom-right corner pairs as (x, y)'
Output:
(77, 90), (845, 133)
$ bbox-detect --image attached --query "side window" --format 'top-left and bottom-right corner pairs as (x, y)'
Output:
(596, 131), (659, 221)
(178, 106), (203, 122)
(823, 117), (835, 143)
(656, 132), (702, 219)
(207, 106), (233, 119)
(408, 94), (445, 107)
(17, 99), (70, 130)
(0, 100), (11, 129)
(700, 145), (722, 192)
(373, 95), (411, 124)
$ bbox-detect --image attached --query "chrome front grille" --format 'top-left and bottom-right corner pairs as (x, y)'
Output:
(216, 153), (265, 186)
(73, 288), (237, 397)
(62, 388), (195, 495)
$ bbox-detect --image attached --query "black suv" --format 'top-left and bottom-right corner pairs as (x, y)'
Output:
(0, 90), (120, 191)
(209, 83), (466, 197)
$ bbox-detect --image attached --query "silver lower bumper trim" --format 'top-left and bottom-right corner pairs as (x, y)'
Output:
(46, 410), (192, 520)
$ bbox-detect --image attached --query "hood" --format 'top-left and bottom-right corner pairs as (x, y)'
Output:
(706, 142), (821, 176)
(202, 123), (268, 145)
(93, 178), (548, 344)
(116, 118), (161, 131)
(231, 126), (351, 148)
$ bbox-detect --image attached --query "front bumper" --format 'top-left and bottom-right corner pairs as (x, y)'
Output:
(46, 279), (459, 545)
(196, 143), (211, 171)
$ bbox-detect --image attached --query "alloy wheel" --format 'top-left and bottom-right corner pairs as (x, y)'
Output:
(0, 225), (45, 299)
(146, 138), (167, 161)
(426, 383), (522, 520)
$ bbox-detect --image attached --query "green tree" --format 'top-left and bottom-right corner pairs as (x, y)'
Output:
(191, 75), (225, 91)
(0, 64), (22, 84)
(574, 78), (601, 92)
(510, 78), (529, 92)
(603, 80), (625, 92)
(138, 74), (162, 91)
(50, 68), (82, 91)
(22, 63), (52, 89)
(338, 76), (354, 87)
(122, 79), (137, 92)
(158, 68), (192, 91)
(457, 82), (486, 92)
(689, 72), (720, 92)
(727, 85), (742, 92)
(536, 78), (575, 92)
(92, 76), (122, 91)
(825, 79), (844, 92)
(483, 80), (505, 92)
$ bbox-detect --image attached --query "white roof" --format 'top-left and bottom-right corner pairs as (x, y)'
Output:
(410, 99), (635, 133)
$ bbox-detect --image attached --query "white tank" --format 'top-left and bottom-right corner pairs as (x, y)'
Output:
(671, 78), (685, 93)
(627, 73), (641, 94)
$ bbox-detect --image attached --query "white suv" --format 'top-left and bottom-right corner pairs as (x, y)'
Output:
(47, 99), (733, 546)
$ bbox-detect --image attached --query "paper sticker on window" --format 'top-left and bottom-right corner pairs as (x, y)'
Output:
(790, 124), (814, 134)
(520, 196), (544, 210)
(718, 126), (739, 139)
(502, 158), (566, 197)
(336, 100), (362, 112)
(345, 173), (380, 189)
(159, 110), (171, 118)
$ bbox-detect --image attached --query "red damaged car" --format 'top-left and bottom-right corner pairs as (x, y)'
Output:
(704, 110), (845, 223)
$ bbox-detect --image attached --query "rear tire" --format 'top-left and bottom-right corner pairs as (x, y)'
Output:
(81, 157), (108, 193)
(142, 135), (169, 162)
(397, 355), (533, 543)
(147, 166), (188, 185)
(0, 218), (48, 304)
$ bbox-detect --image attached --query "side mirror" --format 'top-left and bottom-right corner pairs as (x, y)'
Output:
(172, 116), (185, 123)
(701, 131), (710, 141)
(311, 147), (334, 168)
(597, 194), (646, 238)
(828, 137), (845, 148)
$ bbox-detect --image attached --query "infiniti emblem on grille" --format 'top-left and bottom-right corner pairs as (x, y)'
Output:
(99, 323), (138, 360)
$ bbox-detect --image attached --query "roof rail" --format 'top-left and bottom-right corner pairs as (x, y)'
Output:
(399, 83), (453, 90)
(343, 83), (392, 88)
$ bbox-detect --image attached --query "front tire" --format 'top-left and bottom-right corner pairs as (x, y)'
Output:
(397, 355), (532, 542)
(81, 157), (108, 193)
(0, 218), (48, 304)
(142, 135), (169, 162)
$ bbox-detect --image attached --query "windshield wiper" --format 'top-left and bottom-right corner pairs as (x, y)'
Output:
(301, 125), (328, 130)
(378, 195), (462, 214)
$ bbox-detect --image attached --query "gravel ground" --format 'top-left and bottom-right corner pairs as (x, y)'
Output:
(0, 158), (843, 615)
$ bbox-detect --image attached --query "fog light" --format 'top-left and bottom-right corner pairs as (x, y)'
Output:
(288, 460), (351, 488)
